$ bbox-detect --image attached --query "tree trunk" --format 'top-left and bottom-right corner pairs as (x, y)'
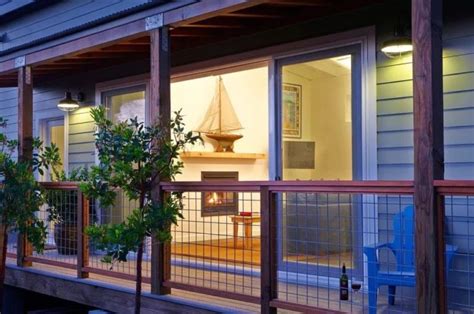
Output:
(135, 240), (144, 314)
(0, 223), (9, 306)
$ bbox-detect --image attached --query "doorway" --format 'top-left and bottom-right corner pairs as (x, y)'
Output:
(42, 117), (66, 180)
(275, 45), (363, 278)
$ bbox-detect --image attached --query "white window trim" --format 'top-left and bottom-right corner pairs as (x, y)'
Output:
(95, 74), (151, 124)
(37, 113), (69, 180)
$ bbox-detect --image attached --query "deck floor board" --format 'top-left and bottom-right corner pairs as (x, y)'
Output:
(6, 256), (417, 313)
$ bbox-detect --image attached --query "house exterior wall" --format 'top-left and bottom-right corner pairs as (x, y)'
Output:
(376, 28), (474, 181)
(0, 2), (472, 307)
(375, 13), (474, 306)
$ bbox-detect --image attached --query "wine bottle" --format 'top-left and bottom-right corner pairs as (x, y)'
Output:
(340, 263), (349, 300)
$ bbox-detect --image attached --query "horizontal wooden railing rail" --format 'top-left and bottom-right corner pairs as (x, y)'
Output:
(40, 181), (81, 190)
(9, 179), (474, 313)
(39, 180), (416, 193)
(160, 180), (415, 194)
(434, 180), (474, 195)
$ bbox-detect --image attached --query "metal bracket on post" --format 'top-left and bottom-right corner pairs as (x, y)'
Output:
(14, 56), (26, 68)
(145, 13), (164, 31)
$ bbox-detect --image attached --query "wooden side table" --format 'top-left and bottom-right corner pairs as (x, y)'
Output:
(231, 215), (261, 249)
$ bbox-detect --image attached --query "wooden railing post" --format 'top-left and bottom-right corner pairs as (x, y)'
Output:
(151, 187), (171, 295)
(149, 21), (171, 295)
(260, 186), (277, 314)
(412, 0), (446, 312)
(77, 190), (89, 278)
(17, 65), (33, 267)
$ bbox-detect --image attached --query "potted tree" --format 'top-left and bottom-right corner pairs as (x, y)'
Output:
(81, 107), (200, 314)
(0, 117), (60, 304)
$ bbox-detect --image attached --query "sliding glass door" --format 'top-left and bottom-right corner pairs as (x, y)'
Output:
(275, 45), (362, 278)
(100, 85), (146, 224)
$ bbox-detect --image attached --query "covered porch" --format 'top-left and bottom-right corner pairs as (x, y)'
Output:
(0, 0), (472, 313)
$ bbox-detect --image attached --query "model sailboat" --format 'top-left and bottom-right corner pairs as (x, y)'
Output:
(196, 76), (243, 152)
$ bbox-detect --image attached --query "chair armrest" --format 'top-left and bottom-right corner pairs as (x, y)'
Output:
(364, 243), (392, 275)
(363, 242), (393, 262)
(364, 242), (392, 250)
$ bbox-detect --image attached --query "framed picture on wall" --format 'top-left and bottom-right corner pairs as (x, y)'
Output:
(282, 83), (302, 138)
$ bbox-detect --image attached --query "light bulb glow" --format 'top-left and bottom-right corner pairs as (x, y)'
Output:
(381, 44), (413, 54)
(381, 37), (413, 58)
(57, 102), (79, 112)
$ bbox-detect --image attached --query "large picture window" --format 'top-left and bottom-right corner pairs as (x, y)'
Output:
(103, 86), (146, 124)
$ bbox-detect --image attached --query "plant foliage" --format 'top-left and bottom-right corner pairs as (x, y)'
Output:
(0, 117), (60, 252)
(80, 106), (200, 313)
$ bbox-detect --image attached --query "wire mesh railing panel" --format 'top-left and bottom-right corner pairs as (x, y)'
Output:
(275, 191), (416, 313)
(87, 190), (151, 282)
(33, 188), (79, 266)
(170, 191), (261, 298)
(445, 194), (474, 312)
(23, 181), (474, 313)
(7, 229), (17, 256)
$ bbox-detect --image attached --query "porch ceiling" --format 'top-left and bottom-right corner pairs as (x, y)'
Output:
(0, 0), (383, 87)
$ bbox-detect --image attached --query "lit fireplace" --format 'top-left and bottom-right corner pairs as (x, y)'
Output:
(201, 171), (238, 217)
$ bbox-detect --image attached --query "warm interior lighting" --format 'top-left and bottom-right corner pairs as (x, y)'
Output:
(208, 192), (222, 205)
(381, 37), (413, 58)
(331, 55), (352, 69)
(57, 91), (80, 112)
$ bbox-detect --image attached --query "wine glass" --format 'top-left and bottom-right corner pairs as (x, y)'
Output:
(351, 280), (363, 302)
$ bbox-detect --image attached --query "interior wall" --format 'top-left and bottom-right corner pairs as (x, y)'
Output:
(172, 66), (269, 181)
(282, 62), (352, 180)
(170, 66), (269, 241)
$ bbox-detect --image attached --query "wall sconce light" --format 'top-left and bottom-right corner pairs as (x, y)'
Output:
(381, 37), (413, 58)
(57, 91), (84, 112)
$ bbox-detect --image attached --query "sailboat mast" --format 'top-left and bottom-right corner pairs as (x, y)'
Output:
(218, 76), (221, 134)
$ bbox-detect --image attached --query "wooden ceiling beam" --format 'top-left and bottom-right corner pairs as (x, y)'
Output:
(265, 0), (331, 6)
(72, 51), (148, 59)
(222, 12), (282, 19)
(170, 31), (212, 38)
(100, 45), (149, 52)
(53, 59), (98, 65)
(180, 23), (243, 29)
(126, 37), (150, 44)
(34, 65), (82, 70)
(171, 27), (245, 38)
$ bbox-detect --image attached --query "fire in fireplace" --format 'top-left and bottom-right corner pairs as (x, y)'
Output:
(201, 171), (238, 217)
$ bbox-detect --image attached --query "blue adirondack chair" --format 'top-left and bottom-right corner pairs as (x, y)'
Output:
(363, 205), (457, 314)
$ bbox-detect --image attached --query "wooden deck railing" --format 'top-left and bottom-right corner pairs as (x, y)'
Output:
(7, 180), (474, 313)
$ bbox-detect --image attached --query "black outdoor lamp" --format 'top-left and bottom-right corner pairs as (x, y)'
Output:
(57, 91), (84, 112)
(381, 16), (413, 58)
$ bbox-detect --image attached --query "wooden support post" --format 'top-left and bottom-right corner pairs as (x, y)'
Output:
(260, 186), (277, 314)
(77, 191), (90, 278)
(149, 26), (170, 125)
(17, 66), (33, 267)
(412, 0), (446, 313)
(149, 25), (171, 296)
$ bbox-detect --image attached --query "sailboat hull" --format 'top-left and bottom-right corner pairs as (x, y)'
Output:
(205, 133), (243, 152)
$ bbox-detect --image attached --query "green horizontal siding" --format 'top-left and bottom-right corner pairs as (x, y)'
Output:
(377, 33), (474, 180)
(68, 107), (95, 170)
